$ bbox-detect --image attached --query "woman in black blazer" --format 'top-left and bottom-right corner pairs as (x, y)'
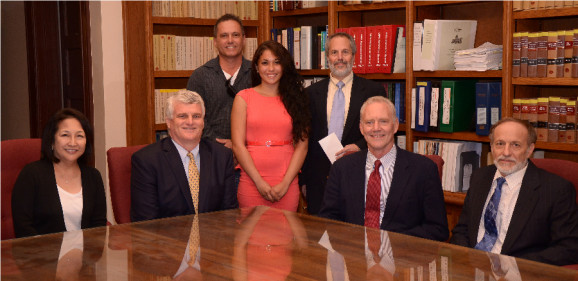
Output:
(12, 108), (106, 238)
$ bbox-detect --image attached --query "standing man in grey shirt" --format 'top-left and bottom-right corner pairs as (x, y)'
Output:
(186, 14), (252, 149)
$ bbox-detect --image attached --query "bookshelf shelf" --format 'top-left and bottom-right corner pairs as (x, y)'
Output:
(398, 123), (406, 132)
(298, 69), (330, 76)
(413, 70), (502, 78)
(152, 17), (260, 26)
(412, 131), (491, 143)
(513, 7), (578, 19)
(359, 73), (406, 80)
(535, 141), (578, 152)
(154, 124), (168, 131)
(269, 7), (328, 17)
(512, 77), (578, 86)
(337, 2), (406, 12)
(154, 70), (194, 78)
(413, 1), (481, 7)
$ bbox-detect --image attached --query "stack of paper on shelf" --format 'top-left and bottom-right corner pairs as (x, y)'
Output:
(419, 19), (478, 71)
(454, 42), (503, 71)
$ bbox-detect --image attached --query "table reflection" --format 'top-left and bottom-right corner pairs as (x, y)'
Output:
(1, 207), (576, 280)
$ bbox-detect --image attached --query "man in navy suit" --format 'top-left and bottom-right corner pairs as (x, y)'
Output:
(451, 118), (578, 266)
(300, 32), (387, 215)
(319, 96), (449, 241)
(131, 90), (237, 222)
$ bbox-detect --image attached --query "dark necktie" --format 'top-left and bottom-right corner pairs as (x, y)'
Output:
(475, 177), (506, 252)
(365, 160), (382, 229)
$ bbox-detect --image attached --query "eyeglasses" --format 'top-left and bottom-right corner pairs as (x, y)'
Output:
(225, 78), (237, 98)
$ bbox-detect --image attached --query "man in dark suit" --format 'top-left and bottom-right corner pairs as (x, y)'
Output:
(319, 96), (449, 241)
(131, 90), (237, 222)
(451, 118), (578, 266)
(300, 32), (387, 215)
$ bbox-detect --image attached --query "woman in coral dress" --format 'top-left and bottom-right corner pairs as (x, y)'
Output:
(231, 41), (310, 211)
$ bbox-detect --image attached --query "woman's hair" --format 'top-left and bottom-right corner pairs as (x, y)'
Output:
(251, 40), (310, 143)
(41, 108), (94, 165)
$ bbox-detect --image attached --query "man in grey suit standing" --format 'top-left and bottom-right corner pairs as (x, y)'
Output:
(186, 13), (252, 149)
(300, 32), (387, 215)
(451, 118), (578, 266)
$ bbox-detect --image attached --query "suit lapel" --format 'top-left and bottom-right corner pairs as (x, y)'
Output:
(343, 75), (364, 142)
(469, 166), (496, 245)
(315, 79), (330, 136)
(163, 138), (195, 213)
(352, 151), (369, 226)
(501, 162), (540, 253)
(198, 140), (212, 213)
(381, 147), (410, 227)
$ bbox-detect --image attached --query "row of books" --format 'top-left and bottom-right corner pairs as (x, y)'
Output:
(154, 89), (182, 124)
(410, 80), (502, 136)
(151, 1), (259, 20)
(269, 0), (327, 11)
(416, 139), (482, 193)
(342, 0), (399, 4)
(513, 97), (577, 144)
(153, 35), (257, 71)
(382, 82), (406, 123)
(336, 25), (406, 74)
(512, 29), (578, 78)
(413, 20), (478, 71)
(513, 0), (578, 11)
(271, 26), (328, 70)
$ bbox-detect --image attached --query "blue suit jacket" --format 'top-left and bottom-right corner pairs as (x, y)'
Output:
(131, 137), (238, 222)
(319, 147), (449, 241)
(450, 162), (578, 265)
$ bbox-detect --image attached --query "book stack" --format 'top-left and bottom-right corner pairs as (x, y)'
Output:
(512, 97), (577, 143)
(271, 26), (328, 70)
(416, 139), (482, 192)
(336, 25), (406, 74)
(413, 20), (477, 71)
(411, 80), (483, 134)
(512, 29), (578, 78)
(152, 1), (259, 20)
(382, 82), (406, 123)
(269, 1), (328, 11)
(153, 35), (258, 71)
(154, 89), (183, 124)
(513, 0), (578, 11)
(454, 42), (503, 71)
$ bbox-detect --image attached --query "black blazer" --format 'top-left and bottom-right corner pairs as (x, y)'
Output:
(130, 137), (238, 222)
(300, 75), (387, 214)
(450, 162), (578, 266)
(319, 147), (449, 241)
(12, 160), (107, 238)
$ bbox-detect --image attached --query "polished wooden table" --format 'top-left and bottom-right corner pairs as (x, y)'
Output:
(2, 206), (577, 280)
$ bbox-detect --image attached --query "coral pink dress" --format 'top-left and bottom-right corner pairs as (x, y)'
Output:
(237, 88), (299, 211)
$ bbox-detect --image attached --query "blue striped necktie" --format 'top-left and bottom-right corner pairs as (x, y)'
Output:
(475, 177), (506, 252)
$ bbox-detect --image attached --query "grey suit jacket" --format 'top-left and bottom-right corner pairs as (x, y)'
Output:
(451, 161), (578, 266)
(131, 137), (238, 222)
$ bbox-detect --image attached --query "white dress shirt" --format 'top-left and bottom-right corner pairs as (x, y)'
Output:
(172, 139), (201, 180)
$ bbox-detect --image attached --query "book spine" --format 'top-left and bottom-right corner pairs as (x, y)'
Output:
(556, 31), (566, 77)
(520, 32), (529, 77)
(527, 33), (538, 77)
(513, 98), (522, 120)
(566, 100), (577, 143)
(548, 97), (561, 142)
(573, 29), (578, 78)
(528, 98), (538, 128)
(564, 30), (574, 77)
(537, 97), (549, 142)
(558, 99), (568, 142)
(547, 31), (558, 78)
(537, 32), (548, 78)
(512, 32), (521, 77)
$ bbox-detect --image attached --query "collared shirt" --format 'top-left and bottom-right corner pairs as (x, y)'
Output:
(172, 139), (201, 180)
(476, 162), (528, 254)
(327, 72), (354, 128)
(364, 146), (397, 223)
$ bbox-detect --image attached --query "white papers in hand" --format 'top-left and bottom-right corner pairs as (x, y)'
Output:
(319, 133), (344, 164)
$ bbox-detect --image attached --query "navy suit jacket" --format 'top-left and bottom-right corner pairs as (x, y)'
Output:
(319, 147), (449, 241)
(131, 137), (237, 222)
(450, 162), (578, 266)
(300, 75), (386, 214)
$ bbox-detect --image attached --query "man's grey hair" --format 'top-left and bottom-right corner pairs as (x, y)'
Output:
(360, 96), (397, 122)
(165, 90), (205, 120)
(326, 32), (357, 56)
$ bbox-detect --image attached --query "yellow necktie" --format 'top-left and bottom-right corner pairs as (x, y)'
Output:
(187, 152), (200, 213)
(188, 215), (200, 266)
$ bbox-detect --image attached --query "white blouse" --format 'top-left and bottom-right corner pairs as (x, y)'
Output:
(57, 185), (83, 232)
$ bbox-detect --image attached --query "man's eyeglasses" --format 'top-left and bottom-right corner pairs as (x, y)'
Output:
(226, 78), (237, 98)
